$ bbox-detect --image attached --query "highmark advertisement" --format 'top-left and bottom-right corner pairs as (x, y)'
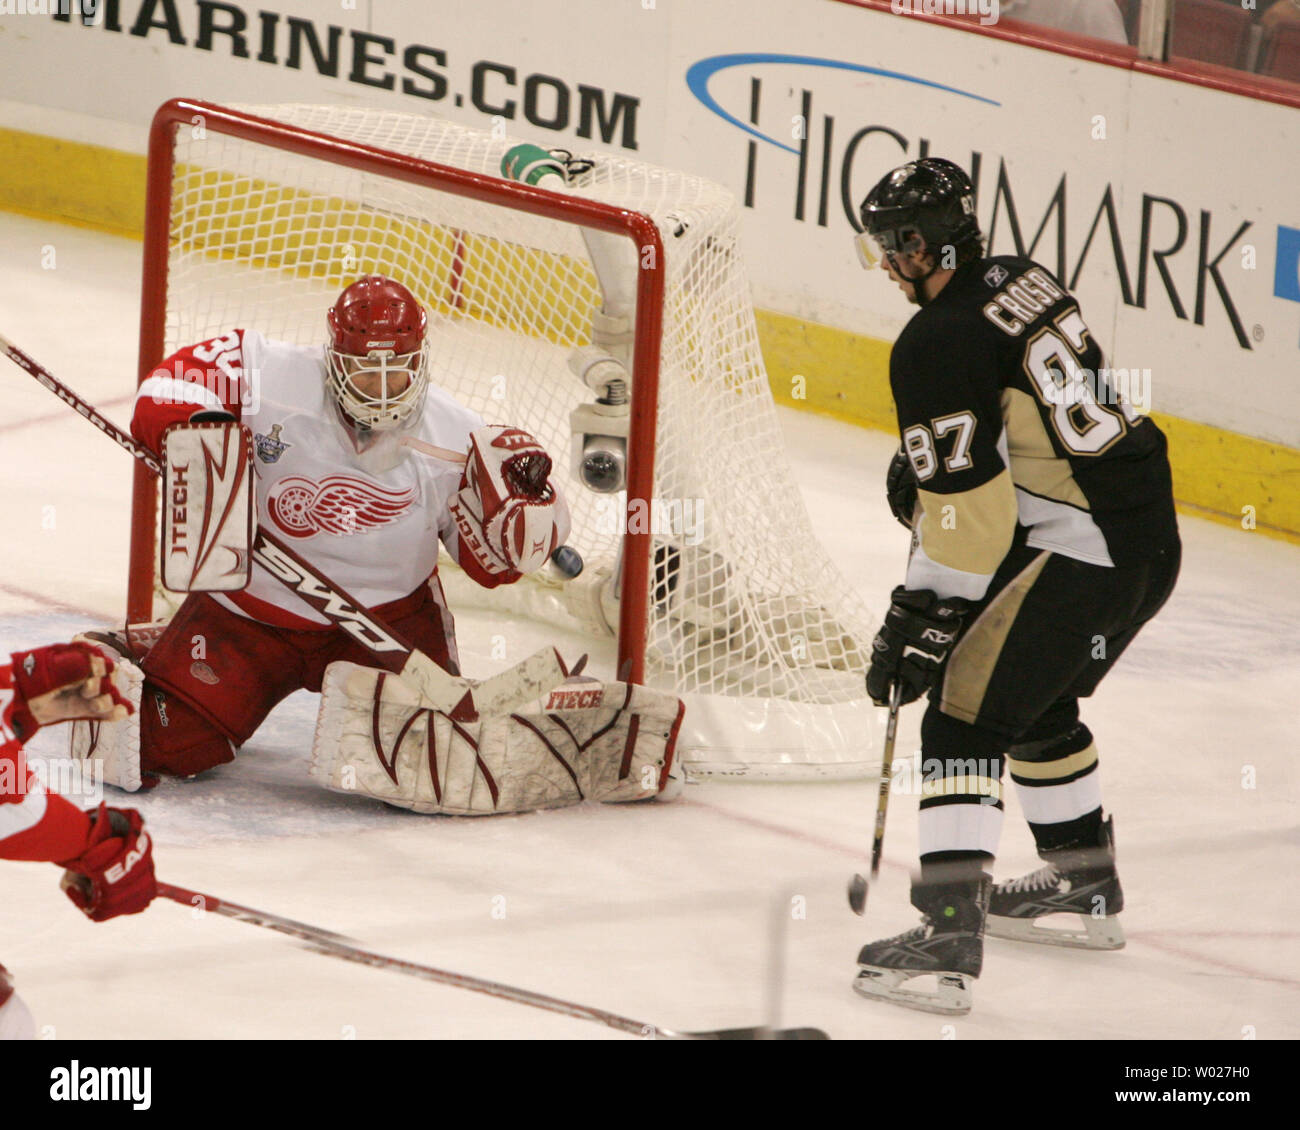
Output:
(670, 9), (1300, 446)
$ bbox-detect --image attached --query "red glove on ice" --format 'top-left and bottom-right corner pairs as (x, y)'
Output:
(9, 641), (132, 740)
(59, 803), (157, 923)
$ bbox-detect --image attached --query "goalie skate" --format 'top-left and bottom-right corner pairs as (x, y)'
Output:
(852, 879), (987, 1017)
(987, 818), (1125, 951)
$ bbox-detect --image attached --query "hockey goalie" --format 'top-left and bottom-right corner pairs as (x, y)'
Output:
(71, 275), (683, 814)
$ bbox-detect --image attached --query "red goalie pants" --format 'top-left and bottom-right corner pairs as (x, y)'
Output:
(137, 578), (459, 779)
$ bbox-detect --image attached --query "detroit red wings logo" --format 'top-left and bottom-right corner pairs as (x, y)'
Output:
(267, 475), (417, 539)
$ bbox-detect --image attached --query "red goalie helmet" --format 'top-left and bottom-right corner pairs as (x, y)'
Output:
(325, 275), (429, 431)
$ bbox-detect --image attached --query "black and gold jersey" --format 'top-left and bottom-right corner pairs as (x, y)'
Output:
(890, 255), (1178, 602)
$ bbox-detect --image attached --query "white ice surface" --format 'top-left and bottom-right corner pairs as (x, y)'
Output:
(1, 214), (1297, 1040)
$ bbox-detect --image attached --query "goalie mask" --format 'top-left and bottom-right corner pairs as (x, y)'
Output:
(326, 275), (430, 431)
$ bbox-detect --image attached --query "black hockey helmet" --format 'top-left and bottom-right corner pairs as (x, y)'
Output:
(856, 158), (981, 269)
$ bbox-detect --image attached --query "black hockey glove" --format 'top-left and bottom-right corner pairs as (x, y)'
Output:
(865, 587), (970, 707)
(886, 447), (918, 530)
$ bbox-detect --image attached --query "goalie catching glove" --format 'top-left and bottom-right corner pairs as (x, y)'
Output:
(310, 659), (684, 815)
(866, 587), (969, 707)
(449, 425), (570, 586)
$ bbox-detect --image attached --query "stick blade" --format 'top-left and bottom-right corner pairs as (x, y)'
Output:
(688, 1026), (831, 1040)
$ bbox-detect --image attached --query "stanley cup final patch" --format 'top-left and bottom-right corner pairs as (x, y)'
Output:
(254, 423), (292, 464)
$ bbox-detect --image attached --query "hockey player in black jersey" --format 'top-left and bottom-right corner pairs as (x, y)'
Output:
(852, 158), (1180, 1014)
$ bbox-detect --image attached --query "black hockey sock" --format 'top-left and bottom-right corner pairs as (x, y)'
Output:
(914, 852), (993, 914)
(1028, 807), (1103, 855)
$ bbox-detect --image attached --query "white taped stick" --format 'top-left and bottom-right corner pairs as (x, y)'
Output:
(399, 436), (468, 464)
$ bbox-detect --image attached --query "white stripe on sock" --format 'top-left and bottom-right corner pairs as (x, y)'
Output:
(918, 801), (1004, 856)
(1013, 771), (1103, 825)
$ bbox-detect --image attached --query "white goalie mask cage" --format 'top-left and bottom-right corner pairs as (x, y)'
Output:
(324, 342), (430, 432)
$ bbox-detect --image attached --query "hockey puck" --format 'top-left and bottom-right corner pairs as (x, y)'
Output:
(551, 545), (584, 579)
(848, 873), (868, 916)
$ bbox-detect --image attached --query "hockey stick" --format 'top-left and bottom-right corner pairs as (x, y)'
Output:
(157, 882), (829, 1040)
(848, 675), (903, 915)
(0, 334), (568, 718)
(398, 435), (467, 464)
(849, 476), (922, 916)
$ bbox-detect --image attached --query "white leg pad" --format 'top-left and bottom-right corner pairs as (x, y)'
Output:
(67, 649), (145, 793)
(310, 661), (685, 815)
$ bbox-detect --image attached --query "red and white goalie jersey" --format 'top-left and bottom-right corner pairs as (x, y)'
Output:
(133, 327), (492, 629)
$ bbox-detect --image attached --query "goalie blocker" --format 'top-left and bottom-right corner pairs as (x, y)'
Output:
(311, 661), (686, 814)
(160, 418), (254, 593)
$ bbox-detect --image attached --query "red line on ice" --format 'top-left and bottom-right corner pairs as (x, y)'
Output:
(0, 393), (136, 435)
(1109, 933), (1300, 988)
(682, 797), (905, 871)
(0, 581), (114, 623)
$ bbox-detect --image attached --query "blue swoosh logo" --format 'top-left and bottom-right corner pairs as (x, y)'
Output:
(686, 53), (1001, 155)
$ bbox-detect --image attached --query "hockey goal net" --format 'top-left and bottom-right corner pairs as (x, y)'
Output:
(130, 99), (879, 779)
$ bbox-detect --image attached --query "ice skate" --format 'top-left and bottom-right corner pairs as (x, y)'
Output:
(853, 877), (989, 1016)
(988, 817), (1125, 950)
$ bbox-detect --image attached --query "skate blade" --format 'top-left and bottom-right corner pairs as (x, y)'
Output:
(987, 912), (1125, 951)
(852, 966), (972, 1016)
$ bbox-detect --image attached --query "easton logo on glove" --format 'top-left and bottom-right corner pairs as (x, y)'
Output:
(105, 832), (150, 885)
(59, 803), (158, 922)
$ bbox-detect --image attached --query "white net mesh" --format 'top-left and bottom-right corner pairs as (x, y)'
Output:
(149, 103), (879, 777)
